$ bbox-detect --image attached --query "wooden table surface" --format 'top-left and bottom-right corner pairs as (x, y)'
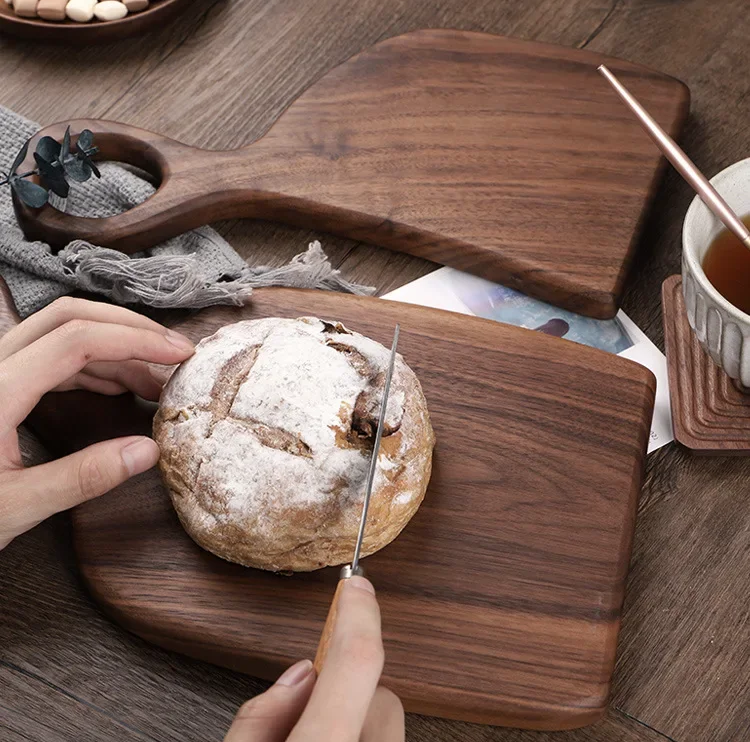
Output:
(1, 2), (749, 741)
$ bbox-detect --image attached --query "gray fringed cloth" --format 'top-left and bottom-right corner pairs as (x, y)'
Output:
(0, 106), (373, 318)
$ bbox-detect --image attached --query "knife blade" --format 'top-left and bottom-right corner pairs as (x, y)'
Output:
(313, 324), (400, 672)
(350, 322), (400, 576)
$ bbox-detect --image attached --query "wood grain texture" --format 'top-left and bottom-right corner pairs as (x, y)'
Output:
(407, 710), (672, 742)
(0, 284), (655, 730)
(0, 506), (270, 742)
(662, 275), (750, 453)
(0, 0), (199, 44)
(4, 1), (750, 741)
(14, 29), (689, 319)
(312, 577), (345, 674)
(0, 506), (672, 742)
(0, 664), (151, 742)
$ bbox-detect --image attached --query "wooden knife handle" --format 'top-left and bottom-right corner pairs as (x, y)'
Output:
(313, 578), (346, 674)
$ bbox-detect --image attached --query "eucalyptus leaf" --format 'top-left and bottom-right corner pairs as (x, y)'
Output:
(60, 126), (71, 162)
(2, 126), (99, 205)
(34, 152), (69, 198)
(64, 157), (92, 183)
(12, 177), (49, 208)
(77, 129), (93, 151)
(36, 136), (61, 164)
(76, 143), (100, 178)
(10, 138), (30, 175)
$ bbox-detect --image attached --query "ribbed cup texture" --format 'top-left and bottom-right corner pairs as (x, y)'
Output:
(683, 259), (750, 385)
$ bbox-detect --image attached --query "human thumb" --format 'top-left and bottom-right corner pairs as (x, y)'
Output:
(0, 436), (158, 548)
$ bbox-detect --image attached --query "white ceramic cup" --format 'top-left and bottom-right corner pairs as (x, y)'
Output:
(682, 157), (750, 387)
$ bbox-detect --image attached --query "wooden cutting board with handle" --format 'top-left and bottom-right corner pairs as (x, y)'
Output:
(0, 279), (656, 730)
(14, 29), (689, 319)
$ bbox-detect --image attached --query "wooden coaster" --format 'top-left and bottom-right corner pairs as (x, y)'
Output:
(662, 274), (750, 453)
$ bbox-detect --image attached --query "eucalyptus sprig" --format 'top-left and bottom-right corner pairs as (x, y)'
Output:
(0, 126), (100, 208)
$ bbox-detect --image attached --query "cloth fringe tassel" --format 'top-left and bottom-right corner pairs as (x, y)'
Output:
(61, 240), (375, 309)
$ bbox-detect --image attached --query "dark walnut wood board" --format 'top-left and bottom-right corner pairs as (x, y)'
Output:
(1, 282), (656, 730)
(15, 29), (689, 319)
(662, 274), (750, 454)
(0, 0), (197, 44)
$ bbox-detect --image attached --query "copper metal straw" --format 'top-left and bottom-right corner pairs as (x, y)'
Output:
(598, 64), (750, 251)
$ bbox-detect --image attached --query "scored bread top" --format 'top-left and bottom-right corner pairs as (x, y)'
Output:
(154, 317), (433, 570)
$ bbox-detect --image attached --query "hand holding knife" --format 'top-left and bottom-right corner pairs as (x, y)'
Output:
(314, 324), (400, 672)
(221, 323), (407, 739)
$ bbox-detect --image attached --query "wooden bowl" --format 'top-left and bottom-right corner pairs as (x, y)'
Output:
(0, 0), (196, 43)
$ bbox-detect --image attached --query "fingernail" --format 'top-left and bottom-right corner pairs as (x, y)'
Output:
(121, 437), (159, 476)
(347, 576), (375, 595)
(276, 659), (314, 687)
(148, 364), (168, 385)
(165, 330), (195, 352)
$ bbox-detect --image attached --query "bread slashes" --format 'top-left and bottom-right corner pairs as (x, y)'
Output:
(153, 317), (435, 572)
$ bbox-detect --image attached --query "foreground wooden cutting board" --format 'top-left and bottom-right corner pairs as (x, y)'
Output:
(1, 283), (656, 730)
(16, 30), (688, 318)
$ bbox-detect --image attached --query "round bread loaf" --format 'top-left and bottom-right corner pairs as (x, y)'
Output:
(153, 317), (435, 572)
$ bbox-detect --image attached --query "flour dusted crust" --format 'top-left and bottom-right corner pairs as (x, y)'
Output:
(153, 317), (435, 572)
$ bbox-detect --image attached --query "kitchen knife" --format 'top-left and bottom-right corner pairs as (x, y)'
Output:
(313, 324), (400, 673)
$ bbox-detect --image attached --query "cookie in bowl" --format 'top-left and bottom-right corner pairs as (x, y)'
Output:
(153, 317), (435, 572)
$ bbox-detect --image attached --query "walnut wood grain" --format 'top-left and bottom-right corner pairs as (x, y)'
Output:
(0, 0), (199, 44)
(13, 29), (689, 319)
(0, 475), (669, 742)
(0, 282), (655, 730)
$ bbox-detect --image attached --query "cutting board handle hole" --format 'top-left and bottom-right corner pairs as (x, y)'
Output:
(83, 131), (166, 190)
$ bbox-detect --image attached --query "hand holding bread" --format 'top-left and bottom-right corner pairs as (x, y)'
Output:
(0, 303), (415, 740)
(0, 297), (194, 550)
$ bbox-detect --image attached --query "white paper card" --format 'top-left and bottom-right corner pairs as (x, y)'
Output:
(382, 267), (673, 453)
